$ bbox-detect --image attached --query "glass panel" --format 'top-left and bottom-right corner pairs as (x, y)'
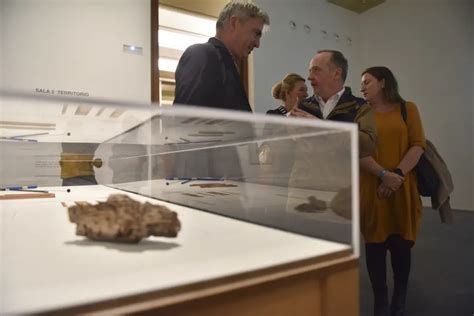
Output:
(0, 1), (365, 314)
(1, 91), (358, 248)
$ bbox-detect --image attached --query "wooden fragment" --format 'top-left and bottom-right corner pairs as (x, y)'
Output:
(189, 183), (237, 188)
(0, 193), (56, 200)
(68, 194), (181, 243)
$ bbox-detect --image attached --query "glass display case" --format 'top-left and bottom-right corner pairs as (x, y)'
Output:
(0, 91), (360, 315)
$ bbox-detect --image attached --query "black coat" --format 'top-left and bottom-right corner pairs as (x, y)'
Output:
(266, 106), (288, 116)
(174, 37), (251, 112)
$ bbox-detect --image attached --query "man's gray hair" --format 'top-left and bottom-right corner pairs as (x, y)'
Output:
(216, 0), (270, 29)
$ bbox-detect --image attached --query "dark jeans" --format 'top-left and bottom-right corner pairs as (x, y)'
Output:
(365, 234), (414, 316)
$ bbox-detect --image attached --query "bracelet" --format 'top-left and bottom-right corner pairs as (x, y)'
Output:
(378, 169), (387, 179)
(393, 168), (404, 177)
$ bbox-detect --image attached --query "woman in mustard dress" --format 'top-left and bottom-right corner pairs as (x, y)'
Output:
(360, 67), (426, 316)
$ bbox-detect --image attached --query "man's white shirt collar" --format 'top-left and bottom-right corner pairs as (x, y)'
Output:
(316, 87), (345, 119)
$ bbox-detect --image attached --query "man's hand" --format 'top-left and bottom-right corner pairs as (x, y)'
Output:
(290, 107), (318, 119)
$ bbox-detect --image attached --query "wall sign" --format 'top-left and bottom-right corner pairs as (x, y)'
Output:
(35, 88), (90, 97)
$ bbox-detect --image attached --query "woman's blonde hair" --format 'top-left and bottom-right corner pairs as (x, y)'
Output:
(272, 73), (305, 101)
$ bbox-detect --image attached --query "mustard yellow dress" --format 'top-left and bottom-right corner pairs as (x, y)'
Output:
(360, 102), (426, 243)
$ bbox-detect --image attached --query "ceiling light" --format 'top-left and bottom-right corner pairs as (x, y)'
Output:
(159, 28), (208, 52)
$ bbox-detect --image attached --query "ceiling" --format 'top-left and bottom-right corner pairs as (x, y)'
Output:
(159, 0), (228, 18)
(327, 0), (386, 13)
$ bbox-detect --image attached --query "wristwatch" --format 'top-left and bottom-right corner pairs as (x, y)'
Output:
(393, 168), (404, 177)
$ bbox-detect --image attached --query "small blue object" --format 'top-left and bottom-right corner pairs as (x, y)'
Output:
(165, 177), (192, 181)
(5, 185), (38, 190)
(196, 177), (224, 181)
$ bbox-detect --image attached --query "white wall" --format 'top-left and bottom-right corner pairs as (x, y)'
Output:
(253, 0), (473, 210)
(254, 0), (362, 113)
(360, 0), (473, 210)
(1, 0), (150, 102)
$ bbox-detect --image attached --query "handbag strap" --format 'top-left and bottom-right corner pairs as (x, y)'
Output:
(400, 101), (408, 123)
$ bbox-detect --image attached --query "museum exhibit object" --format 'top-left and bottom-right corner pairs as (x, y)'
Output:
(0, 91), (360, 315)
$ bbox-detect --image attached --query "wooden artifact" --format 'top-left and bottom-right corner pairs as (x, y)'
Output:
(330, 187), (352, 219)
(68, 194), (181, 243)
(295, 196), (327, 213)
(0, 192), (55, 200)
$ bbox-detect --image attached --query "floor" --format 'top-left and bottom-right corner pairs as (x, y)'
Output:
(359, 208), (474, 316)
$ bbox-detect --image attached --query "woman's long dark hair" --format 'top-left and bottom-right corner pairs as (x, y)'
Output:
(362, 66), (405, 104)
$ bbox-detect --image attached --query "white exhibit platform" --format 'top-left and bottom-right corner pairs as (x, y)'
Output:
(0, 185), (350, 314)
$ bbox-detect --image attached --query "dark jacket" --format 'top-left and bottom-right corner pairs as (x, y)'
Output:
(266, 106), (288, 116)
(174, 37), (251, 112)
(298, 87), (377, 157)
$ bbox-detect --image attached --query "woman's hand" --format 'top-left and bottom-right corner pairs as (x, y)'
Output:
(381, 171), (404, 191)
(377, 183), (393, 198)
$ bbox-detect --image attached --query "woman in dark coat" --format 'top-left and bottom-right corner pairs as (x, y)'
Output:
(267, 73), (308, 116)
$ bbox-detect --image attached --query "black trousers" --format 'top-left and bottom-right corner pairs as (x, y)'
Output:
(365, 234), (414, 315)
